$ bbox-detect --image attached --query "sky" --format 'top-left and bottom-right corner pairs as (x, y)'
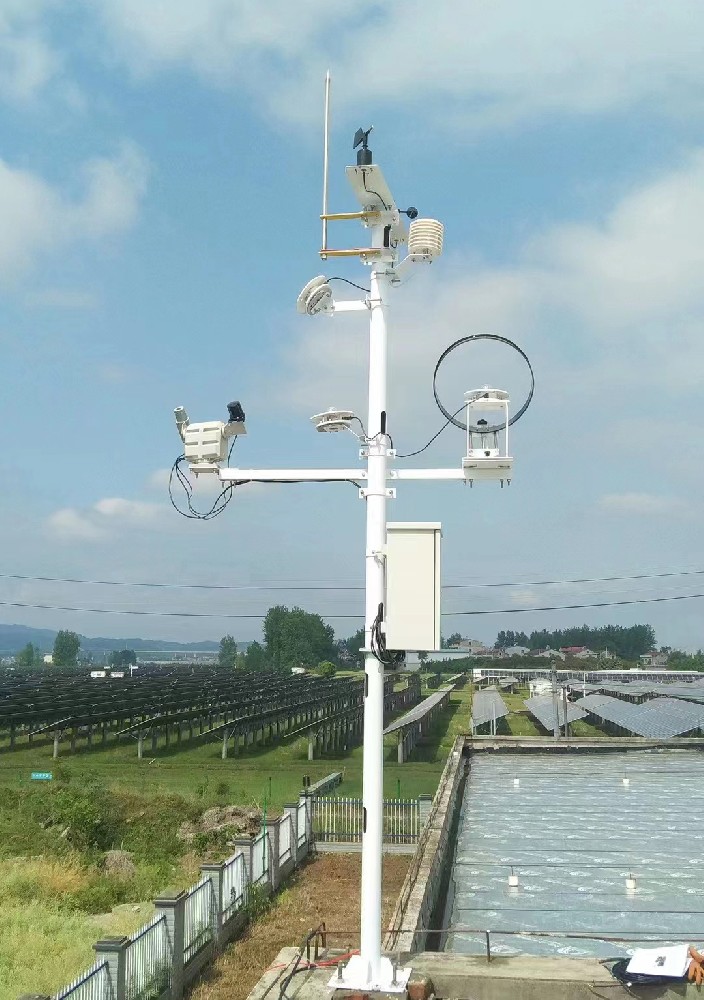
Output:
(2, 1), (704, 650)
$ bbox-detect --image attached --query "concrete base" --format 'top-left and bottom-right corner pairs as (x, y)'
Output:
(246, 948), (702, 1000)
(329, 955), (410, 993)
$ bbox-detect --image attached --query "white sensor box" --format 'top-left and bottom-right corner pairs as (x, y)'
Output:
(385, 522), (442, 652)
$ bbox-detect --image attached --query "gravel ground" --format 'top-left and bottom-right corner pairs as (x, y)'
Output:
(189, 852), (410, 1000)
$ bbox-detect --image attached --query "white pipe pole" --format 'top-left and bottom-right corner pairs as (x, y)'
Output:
(360, 258), (389, 984)
(322, 71), (331, 254)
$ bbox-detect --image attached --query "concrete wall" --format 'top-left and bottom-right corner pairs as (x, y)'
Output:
(384, 735), (467, 954)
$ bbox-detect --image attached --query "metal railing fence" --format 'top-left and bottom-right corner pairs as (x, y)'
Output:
(183, 878), (215, 963)
(222, 850), (247, 920)
(279, 814), (293, 864)
(54, 960), (109, 1000)
(312, 796), (421, 843)
(125, 915), (172, 1000)
(296, 800), (308, 846)
(251, 829), (270, 885)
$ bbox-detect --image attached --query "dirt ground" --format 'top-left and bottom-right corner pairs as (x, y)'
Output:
(190, 853), (410, 1000)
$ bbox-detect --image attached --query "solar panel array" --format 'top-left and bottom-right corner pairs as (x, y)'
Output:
(471, 687), (509, 730)
(571, 679), (704, 705)
(384, 685), (454, 735)
(575, 693), (704, 738)
(523, 694), (588, 731)
(497, 675), (519, 689)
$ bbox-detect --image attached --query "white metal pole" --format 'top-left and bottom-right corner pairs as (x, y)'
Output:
(360, 258), (389, 984)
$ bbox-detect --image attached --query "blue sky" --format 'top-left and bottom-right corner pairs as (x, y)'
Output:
(2, 1), (704, 649)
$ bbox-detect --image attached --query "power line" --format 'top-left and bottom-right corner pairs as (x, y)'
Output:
(0, 600), (361, 620)
(3, 591), (704, 620)
(3, 567), (704, 591)
(444, 592), (704, 616)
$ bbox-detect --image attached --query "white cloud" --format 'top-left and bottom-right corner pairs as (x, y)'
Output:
(46, 507), (107, 542)
(597, 494), (690, 517)
(46, 496), (165, 542)
(0, 142), (149, 283)
(0, 0), (59, 104)
(92, 1), (704, 130)
(275, 147), (704, 425)
(147, 468), (171, 491)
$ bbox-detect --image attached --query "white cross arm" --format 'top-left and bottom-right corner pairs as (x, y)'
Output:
(218, 467), (466, 483)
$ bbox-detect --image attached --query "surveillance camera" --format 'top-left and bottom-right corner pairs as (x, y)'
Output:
(224, 399), (247, 437)
(227, 401), (245, 424)
(174, 406), (189, 441)
(297, 275), (333, 316)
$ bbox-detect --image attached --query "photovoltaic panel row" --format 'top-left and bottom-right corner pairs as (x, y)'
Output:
(471, 688), (509, 729)
(575, 694), (704, 738)
(523, 695), (587, 731)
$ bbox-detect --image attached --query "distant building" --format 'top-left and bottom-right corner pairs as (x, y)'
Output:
(504, 645), (531, 656)
(534, 648), (566, 660)
(639, 651), (669, 668)
(560, 646), (596, 659)
(449, 639), (486, 653)
(43, 654), (53, 665)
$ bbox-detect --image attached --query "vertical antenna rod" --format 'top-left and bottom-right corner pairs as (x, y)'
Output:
(322, 70), (331, 255)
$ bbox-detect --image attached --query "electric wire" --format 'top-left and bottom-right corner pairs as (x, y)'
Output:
(3, 567), (704, 592)
(4, 591), (704, 620)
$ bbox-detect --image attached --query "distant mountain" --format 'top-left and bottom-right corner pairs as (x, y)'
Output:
(0, 623), (246, 655)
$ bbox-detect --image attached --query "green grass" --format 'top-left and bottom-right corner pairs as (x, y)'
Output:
(0, 685), (473, 811)
(0, 679), (473, 999)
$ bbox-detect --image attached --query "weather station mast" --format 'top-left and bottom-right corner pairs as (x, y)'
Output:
(169, 73), (534, 993)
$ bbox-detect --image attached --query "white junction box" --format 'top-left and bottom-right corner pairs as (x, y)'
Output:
(385, 522), (442, 651)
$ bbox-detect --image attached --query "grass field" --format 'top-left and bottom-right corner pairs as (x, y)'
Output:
(0, 678), (473, 811)
(0, 677), (471, 1000)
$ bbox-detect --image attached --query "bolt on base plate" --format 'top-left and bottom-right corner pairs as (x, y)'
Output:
(329, 955), (411, 993)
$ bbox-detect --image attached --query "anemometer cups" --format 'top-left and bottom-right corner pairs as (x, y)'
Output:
(297, 275), (333, 316)
(434, 333), (535, 434)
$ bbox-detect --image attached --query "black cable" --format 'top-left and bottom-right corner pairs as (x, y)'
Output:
(396, 404), (465, 459)
(361, 168), (390, 210)
(328, 276), (370, 294)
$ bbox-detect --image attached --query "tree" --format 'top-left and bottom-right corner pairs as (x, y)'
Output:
(218, 635), (238, 669)
(53, 630), (81, 667)
(444, 633), (463, 649)
(263, 605), (335, 670)
(316, 660), (337, 678)
(337, 628), (365, 666)
(244, 640), (268, 670)
(418, 651), (429, 663)
(109, 649), (136, 667)
(16, 642), (38, 667)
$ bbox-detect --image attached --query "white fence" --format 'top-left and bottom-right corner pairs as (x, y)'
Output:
(222, 851), (247, 920)
(279, 813), (293, 864)
(55, 961), (109, 1000)
(251, 829), (270, 885)
(183, 878), (215, 963)
(47, 804), (312, 1000)
(125, 915), (172, 1000)
(312, 796), (422, 844)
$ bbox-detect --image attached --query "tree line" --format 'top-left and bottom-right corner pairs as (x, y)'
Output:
(493, 624), (656, 660)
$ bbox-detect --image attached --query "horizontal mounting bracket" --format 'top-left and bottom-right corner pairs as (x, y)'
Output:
(359, 488), (396, 499)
